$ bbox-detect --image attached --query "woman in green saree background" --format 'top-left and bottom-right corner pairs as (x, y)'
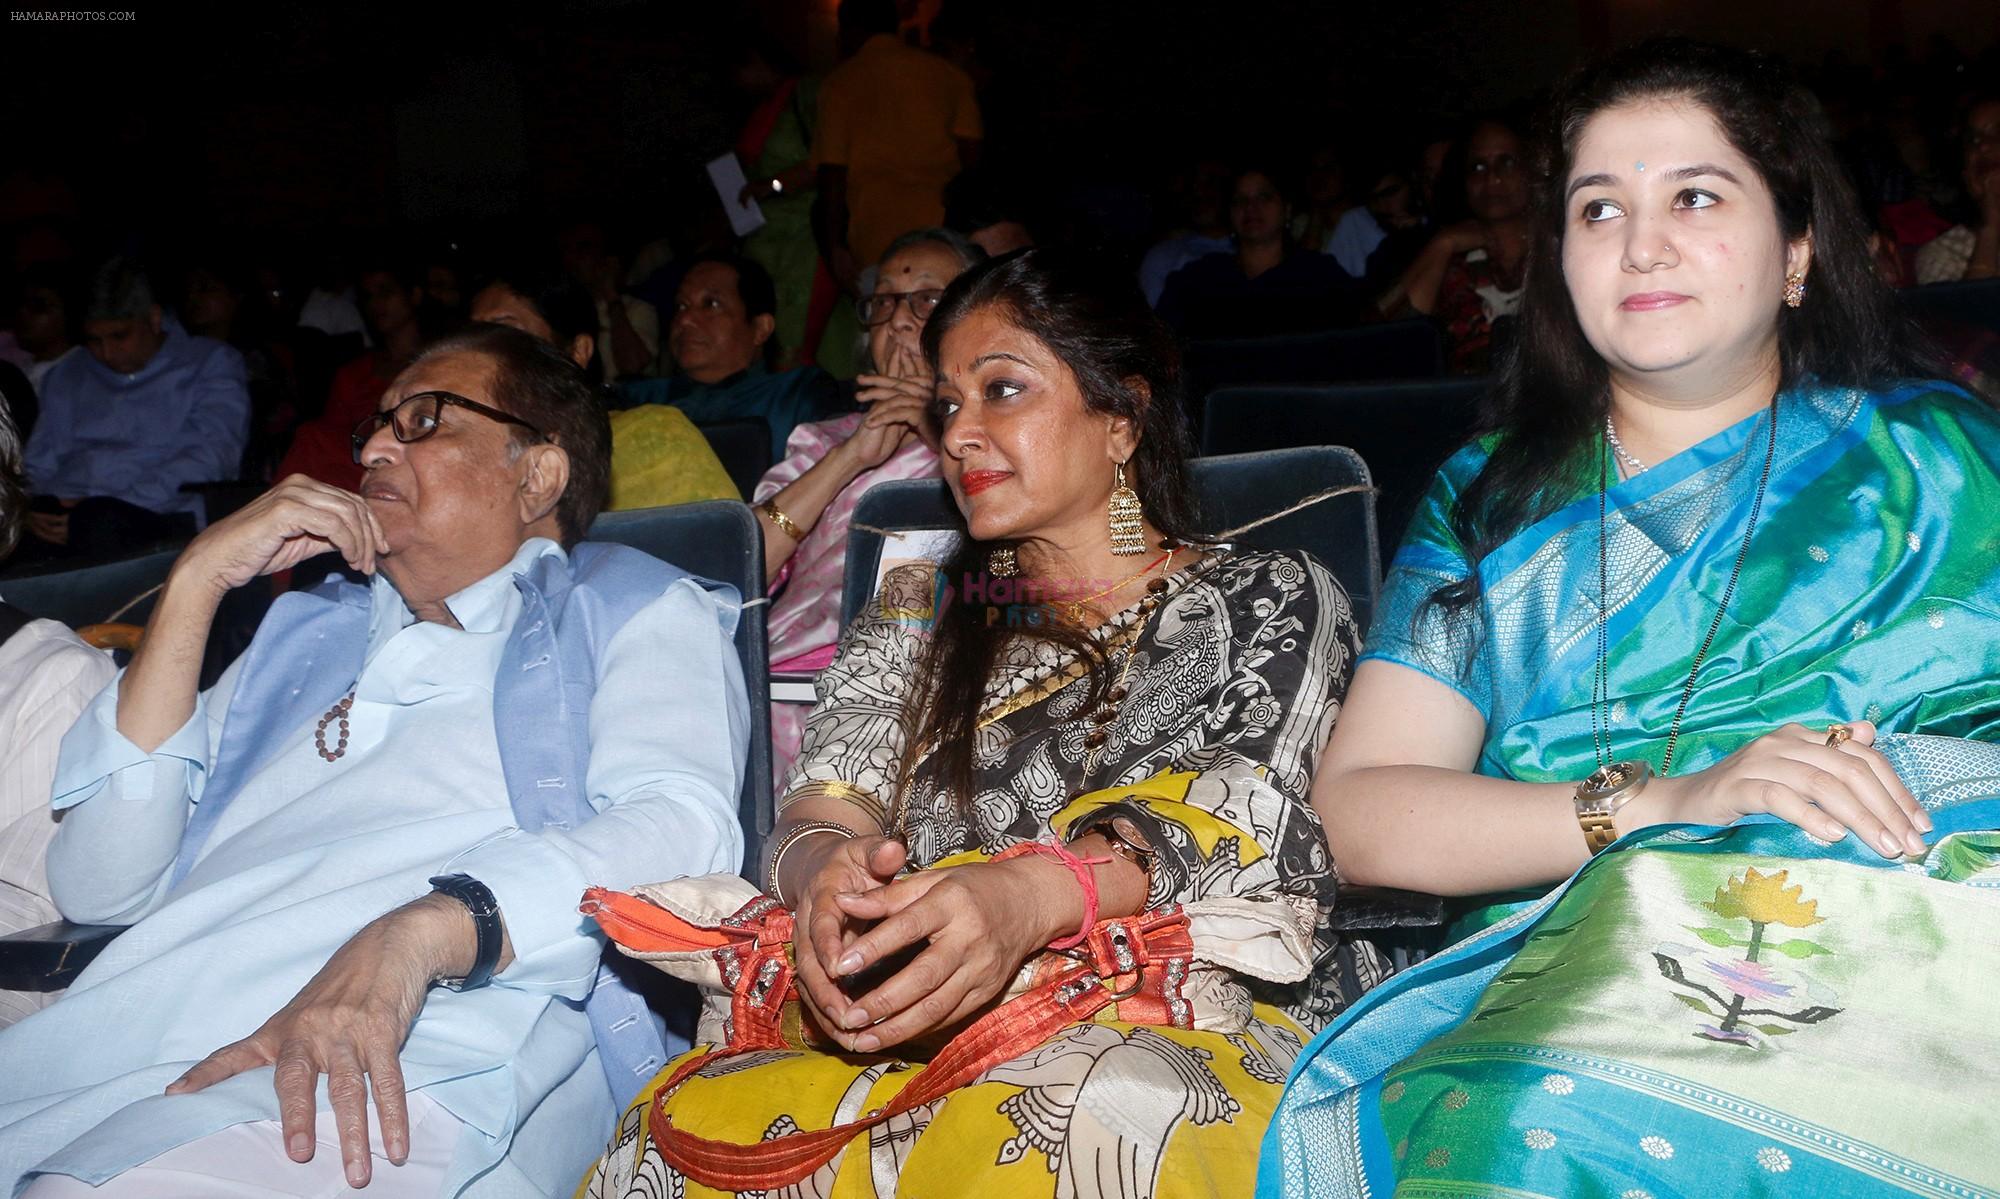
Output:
(1266, 38), (2000, 1199)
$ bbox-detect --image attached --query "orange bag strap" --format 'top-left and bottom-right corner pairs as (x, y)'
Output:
(584, 891), (1196, 1192)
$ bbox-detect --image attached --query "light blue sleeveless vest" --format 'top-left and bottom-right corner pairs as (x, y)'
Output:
(167, 542), (739, 1107)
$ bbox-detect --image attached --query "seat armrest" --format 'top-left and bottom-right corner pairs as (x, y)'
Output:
(0, 921), (126, 992)
(1330, 885), (1446, 932)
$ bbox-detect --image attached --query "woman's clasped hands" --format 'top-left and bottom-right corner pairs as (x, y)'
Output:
(842, 340), (938, 470)
(791, 835), (1086, 1054)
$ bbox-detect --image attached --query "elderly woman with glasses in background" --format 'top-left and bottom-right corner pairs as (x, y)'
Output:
(0, 324), (749, 1198)
(752, 227), (984, 781)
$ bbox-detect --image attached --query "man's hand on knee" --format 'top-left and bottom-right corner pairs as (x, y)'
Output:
(166, 896), (473, 1188)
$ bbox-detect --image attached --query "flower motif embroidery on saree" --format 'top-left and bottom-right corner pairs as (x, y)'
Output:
(1653, 866), (1842, 1048)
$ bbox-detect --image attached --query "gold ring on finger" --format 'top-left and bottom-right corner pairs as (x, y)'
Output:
(1824, 723), (1854, 749)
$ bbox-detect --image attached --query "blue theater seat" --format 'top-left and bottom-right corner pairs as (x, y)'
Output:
(1200, 378), (1488, 557)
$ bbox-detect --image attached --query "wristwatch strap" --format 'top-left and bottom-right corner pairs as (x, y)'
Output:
(1069, 805), (1159, 879)
(1576, 803), (1620, 854)
(1573, 761), (1652, 856)
(428, 873), (503, 991)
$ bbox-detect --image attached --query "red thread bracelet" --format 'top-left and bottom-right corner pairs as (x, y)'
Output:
(994, 840), (1112, 950)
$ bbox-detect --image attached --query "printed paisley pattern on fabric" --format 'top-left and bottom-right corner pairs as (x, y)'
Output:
(578, 549), (1383, 1198)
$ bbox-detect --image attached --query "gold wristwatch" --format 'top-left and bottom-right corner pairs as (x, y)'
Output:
(1574, 760), (1653, 854)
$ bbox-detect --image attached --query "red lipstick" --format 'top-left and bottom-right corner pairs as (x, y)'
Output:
(959, 470), (1012, 497)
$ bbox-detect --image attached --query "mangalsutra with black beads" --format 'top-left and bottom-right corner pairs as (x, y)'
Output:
(1592, 401), (1780, 776)
(1079, 545), (1181, 772)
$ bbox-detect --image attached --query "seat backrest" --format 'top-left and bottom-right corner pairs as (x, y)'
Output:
(1182, 319), (1445, 403)
(0, 545), (275, 692)
(1901, 277), (2000, 336)
(588, 501), (774, 869)
(1201, 379), (1486, 557)
(694, 418), (775, 500)
(0, 547), (185, 627)
(840, 446), (1380, 634)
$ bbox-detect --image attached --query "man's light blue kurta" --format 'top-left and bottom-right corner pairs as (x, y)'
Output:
(0, 538), (747, 1196)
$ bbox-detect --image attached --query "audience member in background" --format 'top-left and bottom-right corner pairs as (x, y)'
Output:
(560, 220), (660, 383)
(0, 325), (747, 1197)
(420, 244), (468, 322)
(1156, 165), (1360, 337)
(0, 395), (115, 1026)
(944, 167), (1038, 258)
(1327, 160), (1429, 288)
(273, 257), (431, 490)
(1379, 117), (1533, 373)
(615, 254), (839, 462)
(1295, 144), (1352, 254)
(735, 37), (863, 378)
(1915, 94), (2000, 284)
(1269, 41), (2000, 1197)
(177, 263), (246, 347)
(1137, 158), (1234, 307)
(15, 258), (249, 565)
(1411, 131), (1455, 218)
(1872, 85), (1964, 262)
(179, 258), (298, 481)
(471, 260), (738, 511)
(468, 263), (601, 376)
(12, 271), (79, 399)
(812, 0), (983, 291)
(754, 227), (982, 779)
(294, 247), (367, 347)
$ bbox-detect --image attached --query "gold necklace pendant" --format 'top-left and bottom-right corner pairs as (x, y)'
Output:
(1058, 548), (1174, 626)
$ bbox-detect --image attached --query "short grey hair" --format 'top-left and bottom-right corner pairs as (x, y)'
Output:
(879, 226), (985, 277)
(0, 399), (25, 560)
(85, 257), (156, 322)
(856, 227), (987, 371)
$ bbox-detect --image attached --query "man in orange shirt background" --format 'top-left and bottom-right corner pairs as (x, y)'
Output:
(812, 0), (983, 294)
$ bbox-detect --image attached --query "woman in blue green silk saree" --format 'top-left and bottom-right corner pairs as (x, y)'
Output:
(1264, 40), (2000, 1199)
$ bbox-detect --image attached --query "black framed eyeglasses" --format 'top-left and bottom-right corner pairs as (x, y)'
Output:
(351, 391), (547, 464)
(857, 288), (945, 326)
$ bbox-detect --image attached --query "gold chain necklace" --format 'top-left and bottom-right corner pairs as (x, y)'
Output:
(1054, 549), (1172, 625)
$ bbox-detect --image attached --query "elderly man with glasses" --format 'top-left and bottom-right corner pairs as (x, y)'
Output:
(0, 324), (748, 1197)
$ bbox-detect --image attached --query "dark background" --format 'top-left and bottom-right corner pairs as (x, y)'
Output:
(4, 0), (1997, 263)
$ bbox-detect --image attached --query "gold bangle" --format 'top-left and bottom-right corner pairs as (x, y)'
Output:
(765, 820), (858, 905)
(757, 499), (807, 542)
(779, 779), (888, 830)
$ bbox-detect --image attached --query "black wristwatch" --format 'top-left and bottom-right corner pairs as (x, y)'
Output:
(428, 873), (503, 991)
